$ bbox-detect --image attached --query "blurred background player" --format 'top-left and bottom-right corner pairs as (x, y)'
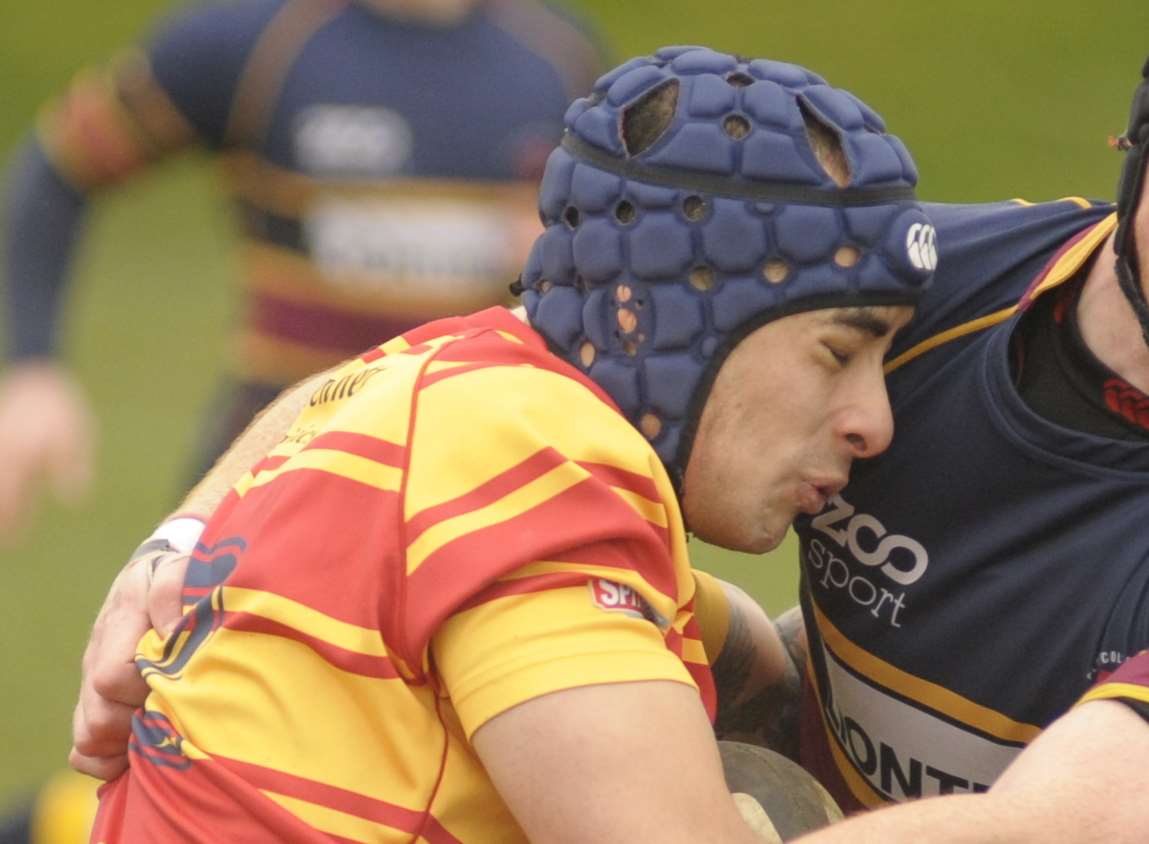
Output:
(72, 46), (934, 842)
(0, 0), (603, 840)
(0, 0), (605, 532)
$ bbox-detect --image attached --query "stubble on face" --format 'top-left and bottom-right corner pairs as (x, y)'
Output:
(681, 305), (912, 554)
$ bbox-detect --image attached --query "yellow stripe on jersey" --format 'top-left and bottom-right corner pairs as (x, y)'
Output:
(144, 629), (443, 798)
(885, 305), (1017, 374)
(611, 485), (668, 528)
(238, 242), (512, 318)
(406, 460), (590, 574)
(234, 448), (403, 498)
(222, 587), (389, 657)
(1010, 196), (1093, 209)
(221, 150), (536, 216)
(812, 602), (1041, 744)
(805, 658), (889, 809)
(886, 213), (1117, 374)
(434, 584), (696, 739)
(1024, 212), (1116, 300)
(1077, 682), (1149, 707)
(508, 560), (679, 629)
(690, 570), (731, 665)
(407, 363), (659, 522)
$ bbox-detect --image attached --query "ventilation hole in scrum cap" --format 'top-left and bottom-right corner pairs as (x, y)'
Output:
(799, 98), (851, 187)
(640, 412), (663, 440)
(563, 206), (581, 229)
(617, 307), (638, 334)
(683, 195), (707, 221)
(762, 259), (790, 284)
(623, 333), (645, 357)
(621, 79), (680, 157)
(615, 200), (637, 225)
(616, 282), (633, 303)
(726, 72), (754, 88)
(689, 265), (716, 291)
(723, 114), (751, 140)
(575, 275), (589, 293)
(834, 246), (861, 268)
(538, 279), (553, 294)
(579, 341), (596, 368)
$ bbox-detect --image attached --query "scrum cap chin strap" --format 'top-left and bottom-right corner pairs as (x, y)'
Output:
(1113, 54), (1149, 349)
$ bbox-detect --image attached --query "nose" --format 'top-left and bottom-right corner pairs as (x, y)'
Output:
(838, 375), (896, 459)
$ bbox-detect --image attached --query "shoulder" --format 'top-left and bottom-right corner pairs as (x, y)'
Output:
(481, 0), (610, 98)
(890, 198), (1113, 353)
(146, 0), (286, 62)
(410, 320), (648, 472)
(142, 0), (288, 140)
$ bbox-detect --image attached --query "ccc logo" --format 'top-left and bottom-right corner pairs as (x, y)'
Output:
(905, 223), (938, 272)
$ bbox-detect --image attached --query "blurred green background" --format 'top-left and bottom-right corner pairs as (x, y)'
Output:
(0, 0), (1145, 807)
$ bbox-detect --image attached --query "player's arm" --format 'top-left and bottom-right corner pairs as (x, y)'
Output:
(70, 364), (335, 779)
(791, 699), (1149, 842)
(473, 680), (765, 843)
(701, 575), (805, 762)
(433, 566), (769, 843)
(0, 5), (255, 537)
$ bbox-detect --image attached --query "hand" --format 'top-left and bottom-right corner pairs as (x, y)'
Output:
(70, 546), (189, 780)
(0, 362), (95, 538)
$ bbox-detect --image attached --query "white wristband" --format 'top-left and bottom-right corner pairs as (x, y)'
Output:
(148, 517), (206, 554)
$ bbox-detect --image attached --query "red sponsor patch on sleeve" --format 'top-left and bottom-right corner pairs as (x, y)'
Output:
(588, 578), (654, 622)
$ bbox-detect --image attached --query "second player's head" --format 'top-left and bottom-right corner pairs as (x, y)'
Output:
(520, 47), (935, 551)
(1112, 54), (1149, 349)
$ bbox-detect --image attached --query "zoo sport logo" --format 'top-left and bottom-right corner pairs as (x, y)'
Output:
(805, 494), (929, 628)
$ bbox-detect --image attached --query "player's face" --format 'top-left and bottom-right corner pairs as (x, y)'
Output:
(682, 304), (914, 554)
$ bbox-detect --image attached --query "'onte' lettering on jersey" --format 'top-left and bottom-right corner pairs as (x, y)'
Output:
(805, 494), (928, 628)
(816, 641), (1018, 801)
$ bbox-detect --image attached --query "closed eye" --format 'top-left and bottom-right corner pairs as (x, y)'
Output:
(824, 344), (851, 366)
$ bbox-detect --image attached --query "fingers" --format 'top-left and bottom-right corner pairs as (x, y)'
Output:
(0, 445), (37, 538)
(148, 552), (191, 638)
(0, 364), (95, 538)
(71, 556), (154, 779)
(69, 745), (129, 782)
(47, 410), (96, 505)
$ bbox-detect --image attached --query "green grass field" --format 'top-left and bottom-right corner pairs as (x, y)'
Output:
(0, 0), (1144, 805)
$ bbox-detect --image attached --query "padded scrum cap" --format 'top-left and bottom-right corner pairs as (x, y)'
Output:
(522, 47), (936, 486)
(721, 741), (843, 841)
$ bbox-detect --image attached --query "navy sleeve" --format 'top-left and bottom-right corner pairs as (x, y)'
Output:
(3, 138), (89, 360)
(144, 0), (284, 147)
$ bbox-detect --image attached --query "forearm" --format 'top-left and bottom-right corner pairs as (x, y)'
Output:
(711, 590), (804, 762)
(4, 137), (89, 360)
(796, 700), (1149, 843)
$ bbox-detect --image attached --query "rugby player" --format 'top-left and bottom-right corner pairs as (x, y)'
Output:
(0, 0), (603, 535)
(737, 55), (1149, 841)
(69, 48), (934, 840)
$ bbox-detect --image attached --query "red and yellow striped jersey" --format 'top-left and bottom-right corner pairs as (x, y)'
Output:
(92, 307), (715, 843)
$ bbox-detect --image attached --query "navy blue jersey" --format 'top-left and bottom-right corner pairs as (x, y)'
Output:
(793, 198), (1149, 810)
(12, 0), (604, 472)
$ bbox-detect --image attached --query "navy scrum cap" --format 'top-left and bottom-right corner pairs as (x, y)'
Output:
(519, 46), (937, 487)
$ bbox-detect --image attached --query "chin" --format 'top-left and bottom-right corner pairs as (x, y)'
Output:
(692, 520), (785, 555)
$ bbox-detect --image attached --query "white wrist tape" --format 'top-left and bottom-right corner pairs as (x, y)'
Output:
(148, 517), (206, 554)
